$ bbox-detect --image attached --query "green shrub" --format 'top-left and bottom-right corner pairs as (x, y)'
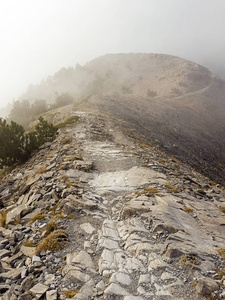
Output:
(0, 117), (58, 168)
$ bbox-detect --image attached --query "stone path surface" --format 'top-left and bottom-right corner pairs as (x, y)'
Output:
(0, 108), (225, 299)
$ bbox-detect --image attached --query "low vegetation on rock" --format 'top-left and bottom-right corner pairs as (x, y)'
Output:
(36, 229), (68, 253)
(0, 116), (57, 168)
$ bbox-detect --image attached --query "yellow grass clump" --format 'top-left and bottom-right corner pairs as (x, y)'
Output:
(64, 289), (79, 298)
(36, 229), (68, 253)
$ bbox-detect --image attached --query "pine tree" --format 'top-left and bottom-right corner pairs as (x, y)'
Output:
(0, 117), (58, 168)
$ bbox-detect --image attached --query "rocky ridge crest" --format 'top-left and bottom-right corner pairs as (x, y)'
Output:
(0, 104), (225, 299)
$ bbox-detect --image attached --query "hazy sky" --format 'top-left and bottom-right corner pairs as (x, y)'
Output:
(1, 0), (225, 109)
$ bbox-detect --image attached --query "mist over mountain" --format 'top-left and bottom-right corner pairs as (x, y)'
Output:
(19, 53), (219, 102)
(5, 53), (225, 185)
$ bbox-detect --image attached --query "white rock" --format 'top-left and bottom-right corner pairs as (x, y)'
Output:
(148, 253), (168, 271)
(46, 290), (57, 300)
(80, 223), (96, 234)
(21, 245), (36, 257)
(124, 296), (145, 300)
(154, 283), (171, 296)
(6, 204), (30, 225)
(119, 256), (146, 274)
(137, 286), (154, 296)
(99, 249), (115, 274)
(30, 283), (48, 299)
(98, 237), (119, 250)
(84, 241), (92, 250)
(72, 250), (95, 272)
(45, 274), (55, 284)
(96, 280), (105, 291)
(138, 274), (151, 285)
(32, 255), (41, 263)
(161, 271), (176, 281)
(110, 272), (132, 286)
(104, 283), (130, 296)
(62, 265), (91, 283)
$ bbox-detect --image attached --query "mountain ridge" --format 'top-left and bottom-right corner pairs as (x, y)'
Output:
(0, 105), (225, 299)
(14, 52), (225, 185)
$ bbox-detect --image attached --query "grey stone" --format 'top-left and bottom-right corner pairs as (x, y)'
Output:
(110, 272), (132, 286)
(6, 251), (23, 265)
(138, 274), (151, 285)
(62, 265), (91, 283)
(104, 283), (130, 296)
(6, 204), (30, 225)
(148, 253), (168, 271)
(44, 274), (55, 285)
(21, 275), (34, 292)
(1, 266), (26, 280)
(124, 297), (145, 300)
(20, 246), (36, 257)
(46, 290), (58, 300)
(71, 250), (95, 272)
(32, 255), (41, 263)
(195, 277), (219, 296)
(96, 280), (105, 291)
(18, 292), (33, 300)
(99, 249), (115, 274)
(155, 283), (171, 296)
(80, 223), (96, 234)
(30, 283), (48, 299)
(0, 249), (11, 259)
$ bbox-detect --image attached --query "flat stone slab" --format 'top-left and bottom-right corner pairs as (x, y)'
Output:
(30, 283), (48, 299)
(89, 166), (166, 191)
(80, 223), (96, 234)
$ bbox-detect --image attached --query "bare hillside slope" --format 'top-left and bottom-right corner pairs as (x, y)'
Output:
(21, 53), (225, 185)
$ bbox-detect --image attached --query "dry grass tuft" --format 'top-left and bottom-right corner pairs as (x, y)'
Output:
(208, 181), (217, 186)
(179, 254), (200, 267)
(61, 137), (72, 145)
(64, 289), (79, 298)
(184, 207), (193, 213)
(213, 268), (225, 280)
(35, 165), (46, 174)
(220, 206), (225, 213)
(217, 248), (225, 260)
(30, 213), (47, 224)
(23, 240), (35, 247)
(144, 187), (158, 196)
(42, 219), (58, 235)
(0, 211), (7, 228)
(36, 229), (68, 253)
(164, 183), (181, 193)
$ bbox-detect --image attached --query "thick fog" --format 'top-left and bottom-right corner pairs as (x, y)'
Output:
(1, 0), (225, 109)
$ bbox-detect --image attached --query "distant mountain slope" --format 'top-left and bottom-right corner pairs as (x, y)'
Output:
(20, 53), (225, 185)
(19, 53), (215, 102)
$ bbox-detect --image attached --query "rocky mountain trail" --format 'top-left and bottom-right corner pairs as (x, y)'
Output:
(0, 110), (225, 299)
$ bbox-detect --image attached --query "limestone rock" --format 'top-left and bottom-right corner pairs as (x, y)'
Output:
(80, 223), (96, 234)
(29, 283), (48, 299)
(1, 266), (26, 280)
(195, 277), (219, 296)
(20, 246), (36, 257)
(6, 204), (31, 225)
(62, 265), (91, 283)
(46, 290), (58, 300)
(104, 283), (130, 296)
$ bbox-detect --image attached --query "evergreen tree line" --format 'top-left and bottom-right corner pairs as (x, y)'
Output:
(0, 117), (58, 168)
(9, 93), (74, 128)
